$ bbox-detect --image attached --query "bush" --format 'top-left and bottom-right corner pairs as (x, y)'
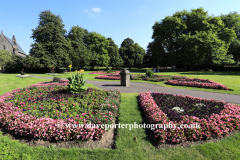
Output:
(107, 68), (112, 73)
(67, 73), (87, 94)
(146, 68), (154, 78)
(53, 77), (61, 82)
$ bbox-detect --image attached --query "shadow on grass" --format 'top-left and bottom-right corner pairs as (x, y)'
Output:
(179, 71), (240, 76)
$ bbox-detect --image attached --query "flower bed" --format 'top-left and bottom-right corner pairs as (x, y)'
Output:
(89, 71), (121, 75)
(0, 81), (121, 142)
(164, 78), (229, 90)
(131, 74), (187, 82)
(95, 74), (121, 80)
(138, 92), (240, 144)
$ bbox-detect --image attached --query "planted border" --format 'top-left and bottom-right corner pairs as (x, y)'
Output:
(0, 81), (120, 142)
(138, 92), (240, 144)
(90, 71), (121, 75)
(164, 78), (229, 90)
(95, 74), (120, 80)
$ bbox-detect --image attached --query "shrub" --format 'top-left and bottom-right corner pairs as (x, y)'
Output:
(107, 68), (112, 73)
(146, 68), (154, 78)
(67, 73), (87, 94)
(53, 77), (61, 82)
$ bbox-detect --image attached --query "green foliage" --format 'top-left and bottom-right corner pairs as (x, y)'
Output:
(66, 26), (92, 68)
(107, 68), (112, 73)
(151, 7), (237, 69)
(107, 37), (123, 68)
(146, 68), (154, 78)
(67, 73), (87, 94)
(52, 77), (60, 82)
(220, 12), (240, 66)
(83, 32), (110, 69)
(0, 50), (15, 71)
(29, 10), (72, 69)
(119, 38), (145, 69)
(4, 55), (25, 73)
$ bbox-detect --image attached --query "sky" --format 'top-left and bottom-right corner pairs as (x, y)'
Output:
(1, 0), (240, 55)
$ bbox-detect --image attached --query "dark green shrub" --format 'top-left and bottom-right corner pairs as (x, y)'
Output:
(53, 77), (61, 82)
(146, 68), (154, 78)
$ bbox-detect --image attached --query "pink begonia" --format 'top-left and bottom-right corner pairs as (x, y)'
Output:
(89, 71), (121, 75)
(164, 78), (229, 90)
(0, 81), (107, 141)
(138, 92), (240, 144)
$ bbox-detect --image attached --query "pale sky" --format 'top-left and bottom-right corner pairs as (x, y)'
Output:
(0, 0), (239, 55)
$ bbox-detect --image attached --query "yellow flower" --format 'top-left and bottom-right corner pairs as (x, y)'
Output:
(69, 65), (72, 68)
(69, 74), (71, 75)
(79, 69), (84, 73)
(75, 70), (77, 72)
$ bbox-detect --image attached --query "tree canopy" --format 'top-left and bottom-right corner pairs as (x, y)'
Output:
(83, 32), (110, 70)
(29, 10), (72, 69)
(66, 26), (92, 68)
(151, 8), (237, 69)
(119, 38), (145, 69)
(107, 37), (123, 69)
(220, 12), (240, 66)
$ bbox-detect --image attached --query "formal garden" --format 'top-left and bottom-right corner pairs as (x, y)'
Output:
(1, 7), (240, 159)
(0, 68), (240, 159)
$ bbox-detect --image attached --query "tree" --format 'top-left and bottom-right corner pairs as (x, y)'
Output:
(83, 32), (110, 70)
(29, 10), (72, 69)
(24, 55), (41, 68)
(66, 26), (92, 68)
(151, 8), (236, 70)
(0, 50), (15, 72)
(221, 12), (240, 66)
(107, 37), (123, 69)
(119, 38), (136, 70)
(134, 43), (145, 69)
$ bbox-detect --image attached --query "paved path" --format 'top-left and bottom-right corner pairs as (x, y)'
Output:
(30, 75), (240, 104)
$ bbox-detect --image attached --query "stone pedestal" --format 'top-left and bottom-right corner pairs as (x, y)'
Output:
(120, 69), (130, 87)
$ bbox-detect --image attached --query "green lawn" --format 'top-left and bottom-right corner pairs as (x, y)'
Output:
(28, 70), (240, 95)
(1, 72), (240, 159)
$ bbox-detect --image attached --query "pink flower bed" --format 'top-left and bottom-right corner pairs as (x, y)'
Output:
(89, 71), (121, 75)
(95, 75), (121, 80)
(138, 92), (240, 144)
(0, 81), (107, 141)
(164, 78), (229, 90)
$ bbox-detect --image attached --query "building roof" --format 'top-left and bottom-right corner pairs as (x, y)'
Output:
(3, 34), (26, 55)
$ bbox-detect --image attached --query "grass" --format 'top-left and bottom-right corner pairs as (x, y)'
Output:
(26, 70), (240, 95)
(1, 72), (240, 159)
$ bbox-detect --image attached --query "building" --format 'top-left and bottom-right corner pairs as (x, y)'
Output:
(0, 30), (26, 58)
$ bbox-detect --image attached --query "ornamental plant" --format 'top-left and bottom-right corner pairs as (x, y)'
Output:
(67, 72), (87, 94)
(164, 78), (229, 90)
(138, 92), (240, 144)
(0, 81), (121, 142)
(107, 68), (112, 73)
(69, 64), (72, 72)
(146, 68), (154, 78)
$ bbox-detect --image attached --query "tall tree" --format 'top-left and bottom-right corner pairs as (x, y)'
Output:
(119, 38), (136, 70)
(29, 10), (72, 69)
(66, 26), (92, 68)
(134, 43), (145, 69)
(107, 37), (123, 69)
(83, 32), (110, 70)
(221, 12), (240, 66)
(151, 8), (236, 70)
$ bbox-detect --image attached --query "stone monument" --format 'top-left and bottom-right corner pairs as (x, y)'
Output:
(120, 69), (130, 87)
